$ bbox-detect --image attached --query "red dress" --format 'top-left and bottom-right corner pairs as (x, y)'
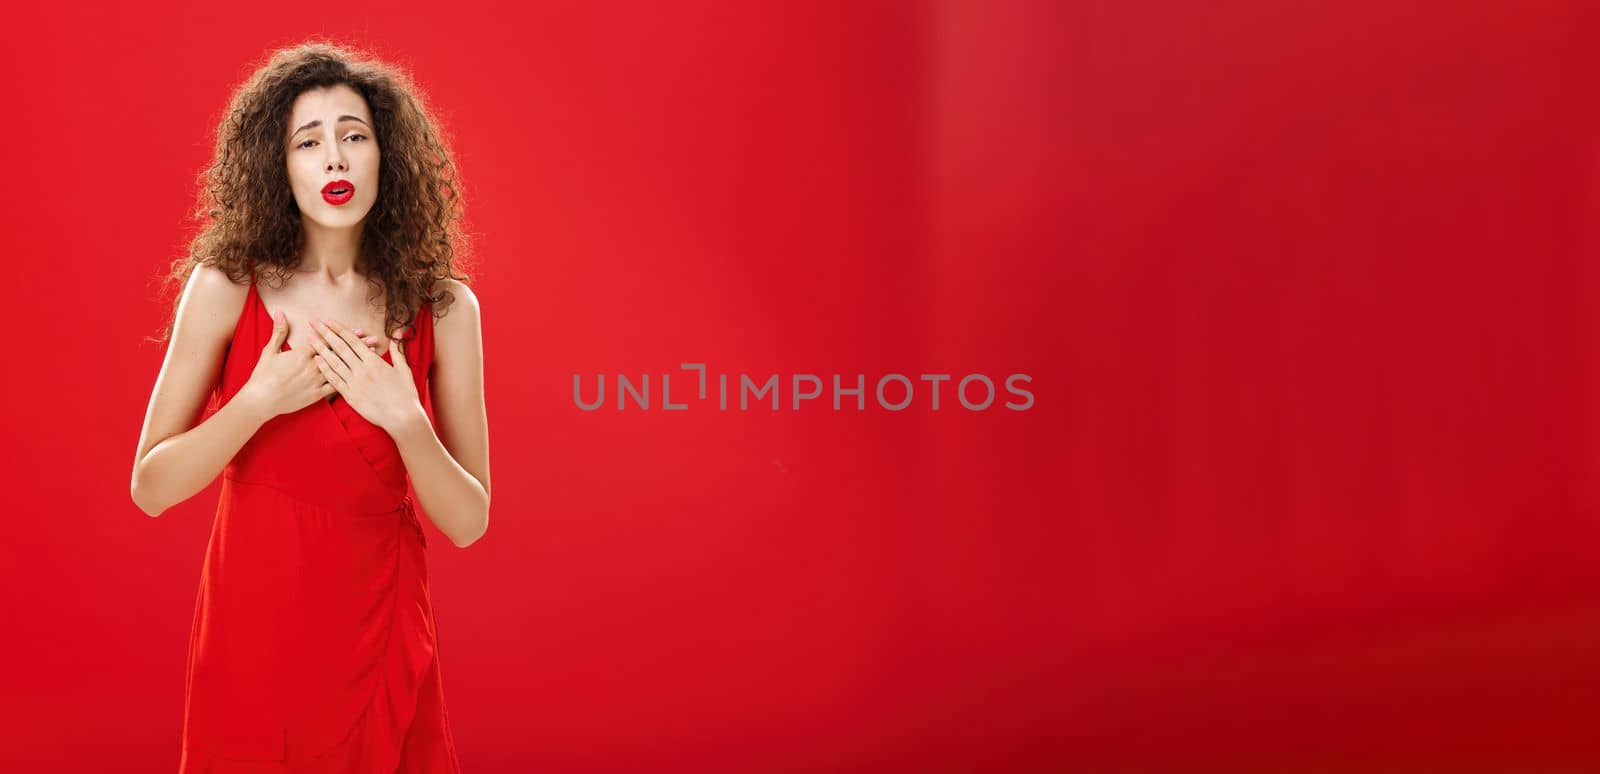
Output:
(179, 263), (461, 772)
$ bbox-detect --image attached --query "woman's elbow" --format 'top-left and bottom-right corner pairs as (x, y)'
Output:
(132, 486), (159, 518)
(453, 508), (489, 549)
(130, 471), (167, 518)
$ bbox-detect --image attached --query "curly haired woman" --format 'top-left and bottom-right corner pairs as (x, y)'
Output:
(130, 40), (489, 772)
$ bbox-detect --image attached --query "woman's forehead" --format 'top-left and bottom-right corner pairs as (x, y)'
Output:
(288, 84), (371, 125)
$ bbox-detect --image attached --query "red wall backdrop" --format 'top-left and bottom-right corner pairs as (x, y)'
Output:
(1, 1), (1596, 771)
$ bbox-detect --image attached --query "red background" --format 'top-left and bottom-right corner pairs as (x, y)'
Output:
(1, 1), (1596, 771)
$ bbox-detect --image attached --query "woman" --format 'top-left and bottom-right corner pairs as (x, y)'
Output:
(130, 41), (489, 772)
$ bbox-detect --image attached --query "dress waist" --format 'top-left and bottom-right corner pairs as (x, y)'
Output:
(220, 474), (424, 548)
(399, 494), (427, 548)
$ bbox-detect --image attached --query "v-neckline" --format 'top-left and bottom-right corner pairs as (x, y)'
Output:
(250, 281), (397, 364)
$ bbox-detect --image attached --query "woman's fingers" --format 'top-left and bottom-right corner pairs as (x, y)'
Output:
(310, 319), (364, 371)
(265, 310), (289, 352)
(314, 355), (348, 391)
(309, 328), (354, 379)
(309, 321), (380, 380)
(387, 334), (407, 368)
(319, 319), (376, 361)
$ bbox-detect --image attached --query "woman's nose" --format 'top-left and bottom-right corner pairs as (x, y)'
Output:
(324, 143), (348, 172)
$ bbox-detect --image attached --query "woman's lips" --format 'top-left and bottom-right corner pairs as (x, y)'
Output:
(321, 180), (355, 205)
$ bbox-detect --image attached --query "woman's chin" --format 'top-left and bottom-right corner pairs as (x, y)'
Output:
(301, 208), (371, 229)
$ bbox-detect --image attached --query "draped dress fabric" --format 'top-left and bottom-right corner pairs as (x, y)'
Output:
(179, 263), (460, 773)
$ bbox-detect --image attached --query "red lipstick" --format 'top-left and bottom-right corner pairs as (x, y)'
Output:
(321, 180), (355, 205)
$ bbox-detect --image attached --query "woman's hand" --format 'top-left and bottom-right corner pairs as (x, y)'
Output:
(239, 310), (336, 418)
(236, 312), (390, 420)
(308, 318), (426, 434)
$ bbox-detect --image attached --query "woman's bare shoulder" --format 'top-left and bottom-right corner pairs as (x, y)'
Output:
(179, 262), (252, 340)
(427, 278), (481, 368)
(429, 277), (480, 320)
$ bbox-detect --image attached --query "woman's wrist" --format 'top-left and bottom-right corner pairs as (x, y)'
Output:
(232, 383), (278, 425)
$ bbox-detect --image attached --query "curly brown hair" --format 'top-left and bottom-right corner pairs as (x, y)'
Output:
(149, 39), (474, 345)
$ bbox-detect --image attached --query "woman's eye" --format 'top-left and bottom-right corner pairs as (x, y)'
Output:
(295, 134), (365, 149)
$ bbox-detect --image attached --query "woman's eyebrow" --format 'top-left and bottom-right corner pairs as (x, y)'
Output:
(289, 115), (372, 138)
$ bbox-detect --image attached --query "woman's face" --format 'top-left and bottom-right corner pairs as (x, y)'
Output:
(285, 83), (380, 229)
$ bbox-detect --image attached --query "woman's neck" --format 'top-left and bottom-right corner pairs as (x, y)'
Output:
(297, 220), (365, 281)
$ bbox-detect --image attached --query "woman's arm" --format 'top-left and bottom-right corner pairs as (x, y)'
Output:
(391, 278), (491, 548)
(130, 264), (274, 517)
